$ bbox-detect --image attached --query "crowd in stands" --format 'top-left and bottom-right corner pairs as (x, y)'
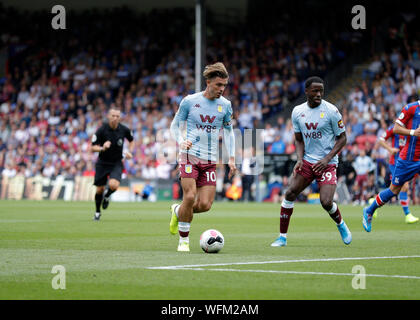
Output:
(2, 4), (418, 204)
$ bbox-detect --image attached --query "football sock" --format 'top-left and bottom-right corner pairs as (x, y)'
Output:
(366, 188), (396, 215)
(104, 188), (116, 199)
(95, 193), (103, 212)
(399, 192), (410, 216)
(178, 221), (190, 238)
(280, 199), (294, 234)
(328, 202), (342, 224)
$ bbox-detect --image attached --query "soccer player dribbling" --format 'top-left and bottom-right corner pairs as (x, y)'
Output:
(90, 107), (134, 220)
(363, 100), (420, 231)
(169, 62), (237, 252)
(376, 124), (419, 223)
(271, 77), (352, 247)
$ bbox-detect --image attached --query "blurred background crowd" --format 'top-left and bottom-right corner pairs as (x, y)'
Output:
(0, 2), (419, 203)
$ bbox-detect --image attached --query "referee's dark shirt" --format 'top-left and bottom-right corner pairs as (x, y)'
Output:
(92, 122), (134, 164)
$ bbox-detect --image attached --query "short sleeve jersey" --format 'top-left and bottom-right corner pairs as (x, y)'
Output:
(291, 99), (345, 165)
(174, 92), (233, 161)
(395, 101), (420, 161)
(92, 123), (134, 164)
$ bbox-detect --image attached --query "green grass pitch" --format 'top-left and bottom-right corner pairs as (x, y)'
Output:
(0, 200), (419, 300)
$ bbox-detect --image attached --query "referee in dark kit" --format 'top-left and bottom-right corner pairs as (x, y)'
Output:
(90, 106), (134, 220)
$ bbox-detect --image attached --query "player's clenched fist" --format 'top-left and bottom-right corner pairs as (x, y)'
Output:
(293, 160), (303, 177)
(103, 140), (111, 150)
(414, 127), (420, 137)
(180, 140), (193, 150)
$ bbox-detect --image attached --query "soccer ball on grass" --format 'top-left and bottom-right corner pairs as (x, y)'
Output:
(200, 229), (224, 253)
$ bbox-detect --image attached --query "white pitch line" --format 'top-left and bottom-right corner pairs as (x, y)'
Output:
(146, 255), (420, 270)
(163, 267), (420, 280)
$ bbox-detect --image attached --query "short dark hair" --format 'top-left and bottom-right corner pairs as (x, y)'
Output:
(305, 76), (324, 89)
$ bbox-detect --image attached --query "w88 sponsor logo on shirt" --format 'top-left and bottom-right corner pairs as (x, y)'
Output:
(304, 131), (323, 139)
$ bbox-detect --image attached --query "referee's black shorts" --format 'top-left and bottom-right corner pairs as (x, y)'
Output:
(94, 161), (123, 186)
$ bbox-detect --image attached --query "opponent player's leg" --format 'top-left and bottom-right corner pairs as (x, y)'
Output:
(271, 172), (312, 247)
(176, 178), (197, 252)
(363, 182), (403, 232)
(363, 158), (417, 231)
(319, 184), (352, 245)
(399, 181), (419, 223)
(193, 185), (216, 213)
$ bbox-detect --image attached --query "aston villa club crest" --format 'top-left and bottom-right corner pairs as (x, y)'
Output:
(218, 105), (223, 112)
(320, 112), (325, 118)
(185, 165), (192, 174)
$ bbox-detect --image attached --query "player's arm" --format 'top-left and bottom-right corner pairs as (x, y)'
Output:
(123, 129), (135, 159)
(90, 128), (110, 153)
(312, 109), (346, 173)
(393, 123), (420, 137)
(291, 109), (304, 176)
(224, 103), (237, 179)
(313, 132), (347, 173)
(170, 98), (192, 150)
(377, 137), (399, 155)
(292, 132), (305, 176)
(394, 105), (420, 137)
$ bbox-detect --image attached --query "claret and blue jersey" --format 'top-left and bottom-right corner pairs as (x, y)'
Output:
(292, 99), (346, 165)
(170, 92), (234, 162)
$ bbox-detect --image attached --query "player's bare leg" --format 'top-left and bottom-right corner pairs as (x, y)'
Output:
(102, 178), (120, 210)
(94, 185), (105, 220)
(174, 178), (197, 251)
(193, 185), (216, 213)
(319, 184), (351, 245)
(271, 173), (312, 247)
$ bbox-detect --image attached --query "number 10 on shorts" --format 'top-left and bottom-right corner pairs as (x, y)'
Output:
(206, 171), (216, 182)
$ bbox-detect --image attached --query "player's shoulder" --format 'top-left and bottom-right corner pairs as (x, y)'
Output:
(119, 123), (131, 131)
(321, 99), (340, 114)
(404, 100), (420, 111)
(96, 123), (107, 132)
(217, 95), (231, 106)
(292, 102), (307, 115)
(182, 92), (202, 103)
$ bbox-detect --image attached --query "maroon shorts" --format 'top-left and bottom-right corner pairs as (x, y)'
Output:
(179, 153), (217, 187)
(297, 159), (337, 186)
(356, 174), (368, 188)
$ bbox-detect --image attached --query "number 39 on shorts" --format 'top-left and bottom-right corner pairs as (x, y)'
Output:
(320, 171), (333, 182)
(206, 171), (216, 182)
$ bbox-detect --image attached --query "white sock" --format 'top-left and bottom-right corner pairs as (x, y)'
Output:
(179, 236), (189, 243)
(328, 202), (338, 214)
(282, 199), (294, 209)
(95, 212), (101, 217)
(279, 233), (287, 239)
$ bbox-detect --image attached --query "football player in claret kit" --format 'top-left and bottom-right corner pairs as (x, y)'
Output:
(271, 76), (352, 247)
(376, 124), (419, 223)
(363, 100), (420, 231)
(90, 107), (134, 221)
(169, 62), (237, 252)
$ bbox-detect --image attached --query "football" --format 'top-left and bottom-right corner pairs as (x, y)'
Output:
(200, 229), (224, 253)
